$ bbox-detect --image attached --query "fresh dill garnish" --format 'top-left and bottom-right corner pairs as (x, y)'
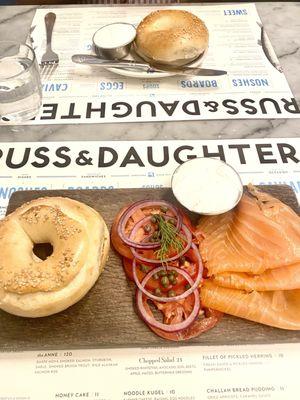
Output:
(153, 214), (184, 260)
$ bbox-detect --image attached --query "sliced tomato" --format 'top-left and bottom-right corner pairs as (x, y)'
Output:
(166, 248), (200, 291)
(132, 226), (191, 263)
(122, 257), (135, 281)
(154, 294), (195, 324)
(123, 258), (191, 294)
(122, 258), (162, 291)
(149, 307), (223, 341)
(112, 203), (184, 257)
(123, 247), (201, 296)
(111, 205), (164, 259)
(111, 204), (155, 259)
(180, 210), (195, 234)
(140, 291), (197, 332)
(111, 205), (134, 259)
(113, 201), (219, 342)
(140, 292), (222, 341)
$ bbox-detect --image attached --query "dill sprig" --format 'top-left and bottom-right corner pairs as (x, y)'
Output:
(154, 214), (184, 260)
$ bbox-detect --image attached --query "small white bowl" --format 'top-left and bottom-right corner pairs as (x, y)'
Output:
(93, 23), (136, 60)
(171, 157), (243, 215)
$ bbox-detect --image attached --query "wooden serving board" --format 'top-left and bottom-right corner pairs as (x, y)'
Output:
(1, 186), (299, 351)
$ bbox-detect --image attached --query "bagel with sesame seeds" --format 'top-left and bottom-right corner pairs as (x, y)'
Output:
(134, 9), (209, 67)
(0, 197), (109, 317)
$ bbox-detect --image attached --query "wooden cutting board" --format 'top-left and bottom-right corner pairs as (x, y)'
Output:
(1, 185), (299, 351)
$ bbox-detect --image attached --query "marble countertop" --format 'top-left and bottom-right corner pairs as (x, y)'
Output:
(0, 2), (299, 142)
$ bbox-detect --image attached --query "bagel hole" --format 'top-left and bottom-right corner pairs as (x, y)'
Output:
(33, 243), (53, 261)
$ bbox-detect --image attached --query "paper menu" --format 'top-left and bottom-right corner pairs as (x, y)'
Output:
(2, 3), (299, 125)
(0, 138), (299, 218)
(0, 137), (299, 398)
(0, 343), (299, 399)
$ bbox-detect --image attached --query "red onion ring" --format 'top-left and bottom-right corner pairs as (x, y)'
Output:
(128, 215), (161, 250)
(136, 267), (200, 332)
(130, 223), (192, 264)
(118, 200), (182, 249)
(132, 244), (203, 302)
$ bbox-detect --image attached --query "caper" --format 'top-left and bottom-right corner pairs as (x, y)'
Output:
(171, 270), (178, 277)
(150, 215), (158, 223)
(161, 276), (170, 287)
(158, 270), (167, 277)
(169, 276), (177, 285)
(139, 264), (149, 273)
(153, 273), (159, 280)
(185, 283), (191, 290)
(143, 224), (151, 233)
(168, 290), (176, 297)
(154, 288), (162, 296)
(169, 218), (176, 226)
(160, 205), (168, 213)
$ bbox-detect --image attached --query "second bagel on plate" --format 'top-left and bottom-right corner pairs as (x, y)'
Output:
(135, 10), (209, 67)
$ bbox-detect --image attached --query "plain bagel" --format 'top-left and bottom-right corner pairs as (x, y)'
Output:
(0, 197), (109, 318)
(135, 10), (209, 66)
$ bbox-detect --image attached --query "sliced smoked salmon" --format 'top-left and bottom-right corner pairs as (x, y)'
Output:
(201, 280), (300, 330)
(198, 185), (300, 276)
(213, 262), (300, 291)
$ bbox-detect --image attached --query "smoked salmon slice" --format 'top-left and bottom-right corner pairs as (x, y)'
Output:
(201, 281), (300, 330)
(198, 185), (300, 276)
(213, 262), (300, 291)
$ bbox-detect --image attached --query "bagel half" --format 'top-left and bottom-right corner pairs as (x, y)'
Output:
(0, 197), (109, 317)
(135, 10), (209, 66)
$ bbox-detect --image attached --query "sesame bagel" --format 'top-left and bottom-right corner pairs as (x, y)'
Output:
(0, 197), (109, 317)
(135, 10), (209, 66)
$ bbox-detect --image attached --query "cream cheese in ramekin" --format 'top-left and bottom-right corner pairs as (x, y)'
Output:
(171, 157), (243, 215)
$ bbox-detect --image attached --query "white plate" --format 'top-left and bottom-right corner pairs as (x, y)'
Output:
(106, 48), (207, 79)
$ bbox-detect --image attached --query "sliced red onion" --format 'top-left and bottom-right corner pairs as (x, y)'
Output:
(129, 215), (161, 250)
(118, 200), (182, 249)
(130, 224), (192, 264)
(136, 267), (200, 332)
(133, 245), (203, 303)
